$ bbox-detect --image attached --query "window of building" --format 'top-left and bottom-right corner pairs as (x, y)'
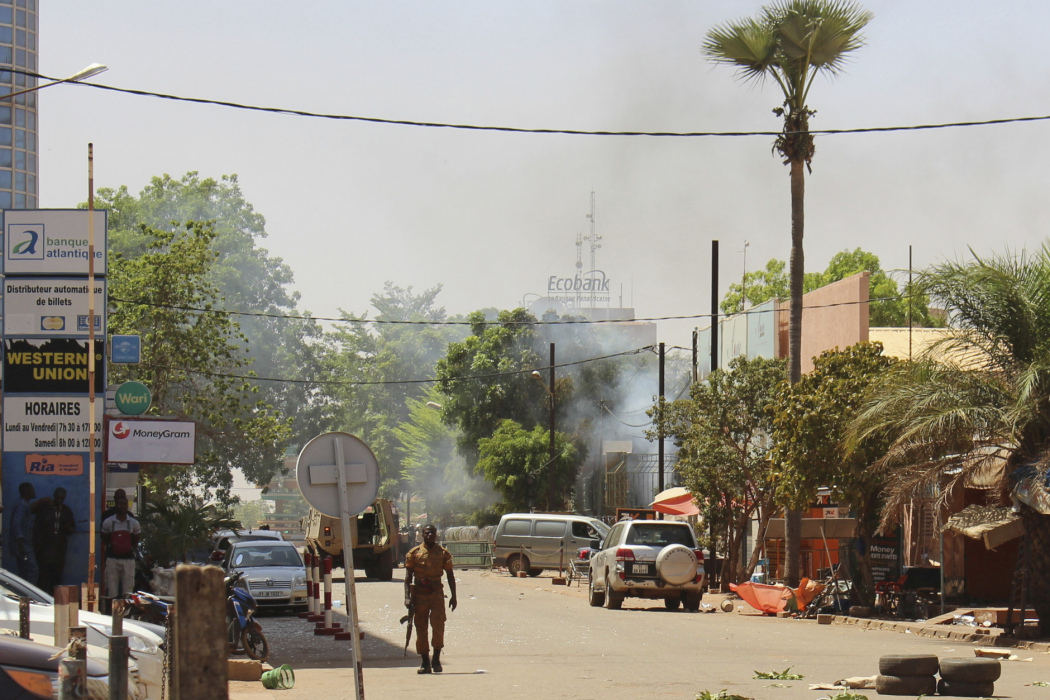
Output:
(0, 25), (12, 42)
(0, 7), (11, 23)
(0, 147), (11, 167)
(0, 192), (12, 209)
(0, 170), (11, 188)
(14, 170), (24, 189)
(13, 127), (22, 148)
(0, 126), (10, 145)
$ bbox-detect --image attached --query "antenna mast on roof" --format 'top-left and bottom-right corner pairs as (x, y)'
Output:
(584, 191), (602, 310)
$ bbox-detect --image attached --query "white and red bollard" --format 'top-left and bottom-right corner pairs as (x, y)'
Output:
(315, 556), (343, 635)
(308, 552), (324, 622)
(299, 551), (314, 619)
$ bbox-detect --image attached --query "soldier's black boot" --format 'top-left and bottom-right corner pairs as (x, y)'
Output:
(431, 649), (443, 673)
(418, 655), (432, 674)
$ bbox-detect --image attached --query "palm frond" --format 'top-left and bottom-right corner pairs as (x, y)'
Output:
(702, 18), (780, 84)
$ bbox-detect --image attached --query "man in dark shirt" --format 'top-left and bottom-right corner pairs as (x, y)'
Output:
(10, 482), (37, 584)
(32, 487), (76, 594)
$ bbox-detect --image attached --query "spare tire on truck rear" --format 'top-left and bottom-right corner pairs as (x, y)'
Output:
(655, 544), (698, 586)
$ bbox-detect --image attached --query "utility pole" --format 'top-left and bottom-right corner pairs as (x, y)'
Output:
(711, 240), (719, 373)
(548, 343), (556, 510)
(658, 342), (665, 519)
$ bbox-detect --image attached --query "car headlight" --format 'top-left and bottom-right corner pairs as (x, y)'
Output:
(293, 575), (307, 587)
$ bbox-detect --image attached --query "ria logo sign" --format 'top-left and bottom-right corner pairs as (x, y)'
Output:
(8, 225), (45, 260)
(112, 421), (131, 439)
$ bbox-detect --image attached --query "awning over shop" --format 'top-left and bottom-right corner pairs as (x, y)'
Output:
(942, 504), (1023, 550)
(765, 518), (857, 539)
(650, 487), (700, 517)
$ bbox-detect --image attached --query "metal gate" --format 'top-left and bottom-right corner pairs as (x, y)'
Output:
(442, 540), (493, 569)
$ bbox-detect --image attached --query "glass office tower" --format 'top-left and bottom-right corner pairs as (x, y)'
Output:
(0, 0), (37, 210)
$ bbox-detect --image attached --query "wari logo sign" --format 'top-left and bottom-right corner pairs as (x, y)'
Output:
(107, 419), (196, 464)
(114, 381), (151, 415)
(25, 453), (84, 476)
(2, 210), (108, 276)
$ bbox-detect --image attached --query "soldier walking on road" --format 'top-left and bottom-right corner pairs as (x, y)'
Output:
(404, 524), (457, 674)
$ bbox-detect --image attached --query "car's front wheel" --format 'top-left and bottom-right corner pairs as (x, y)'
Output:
(664, 596), (681, 611)
(588, 572), (605, 607)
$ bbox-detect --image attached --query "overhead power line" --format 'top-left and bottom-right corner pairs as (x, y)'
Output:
(109, 292), (921, 327)
(32, 71), (1050, 139)
(156, 345), (655, 387)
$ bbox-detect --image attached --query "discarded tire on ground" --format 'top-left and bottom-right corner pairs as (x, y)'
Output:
(875, 674), (937, 696)
(938, 657), (1002, 683)
(936, 678), (996, 697)
(878, 654), (940, 676)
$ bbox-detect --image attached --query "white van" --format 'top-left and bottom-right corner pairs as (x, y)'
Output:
(492, 513), (610, 576)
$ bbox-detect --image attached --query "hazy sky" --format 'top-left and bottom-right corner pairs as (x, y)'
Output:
(39, 1), (1050, 357)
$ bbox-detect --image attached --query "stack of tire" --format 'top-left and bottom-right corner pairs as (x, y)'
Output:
(937, 657), (1001, 697)
(875, 654), (1002, 696)
(876, 654), (938, 696)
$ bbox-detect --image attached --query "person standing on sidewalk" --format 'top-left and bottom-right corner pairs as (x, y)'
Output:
(10, 482), (37, 583)
(404, 524), (457, 674)
(32, 487), (76, 594)
(101, 494), (140, 600)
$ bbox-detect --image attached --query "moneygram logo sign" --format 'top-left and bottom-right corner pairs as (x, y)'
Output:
(7, 225), (45, 260)
(106, 419), (196, 464)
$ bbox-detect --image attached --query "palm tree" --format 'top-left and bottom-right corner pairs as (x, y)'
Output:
(849, 245), (1050, 632)
(703, 0), (872, 585)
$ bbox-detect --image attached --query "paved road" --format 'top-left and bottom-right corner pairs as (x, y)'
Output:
(229, 568), (1050, 699)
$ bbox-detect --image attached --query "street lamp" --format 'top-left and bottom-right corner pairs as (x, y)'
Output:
(530, 364), (556, 511)
(0, 63), (109, 101)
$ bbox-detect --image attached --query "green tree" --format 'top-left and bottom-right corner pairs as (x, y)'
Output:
(771, 342), (897, 602)
(435, 308), (548, 466)
(722, 249), (942, 328)
(95, 172), (331, 458)
(323, 284), (467, 496)
(848, 245), (1050, 630)
(476, 420), (579, 512)
(394, 387), (495, 526)
(140, 496), (236, 565)
(659, 356), (787, 584)
(108, 222), (291, 504)
(705, 0), (873, 585)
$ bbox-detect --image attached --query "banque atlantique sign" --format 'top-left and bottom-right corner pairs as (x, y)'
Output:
(546, 270), (611, 306)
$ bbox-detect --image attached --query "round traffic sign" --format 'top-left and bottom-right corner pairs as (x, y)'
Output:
(114, 381), (151, 415)
(296, 432), (379, 518)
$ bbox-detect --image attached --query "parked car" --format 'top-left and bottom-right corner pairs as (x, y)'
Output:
(203, 528), (284, 562)
(492, 513), (610, 576)
(0, 635), (111, 699)
(0, 568), (163, 699)
(588, 519), (706, 611)
(220, 540), (308, 611)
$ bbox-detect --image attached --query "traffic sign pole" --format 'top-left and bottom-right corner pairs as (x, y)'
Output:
(334, 437), (366, 700)
(297, 432), (378, 700)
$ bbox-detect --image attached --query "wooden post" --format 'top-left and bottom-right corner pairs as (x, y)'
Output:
(112, 598), (124, 636)
(108, 635), (129, 700)
(18, 596), (30, 638)
(173, 565), (227, 700)
(54, 585), (73, 648)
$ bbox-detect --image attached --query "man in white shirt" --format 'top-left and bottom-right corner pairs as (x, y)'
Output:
(101, 494), (141, 600)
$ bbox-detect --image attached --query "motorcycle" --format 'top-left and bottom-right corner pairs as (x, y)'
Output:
(123, 590), (171, 626)
(226, 571), (269, 661)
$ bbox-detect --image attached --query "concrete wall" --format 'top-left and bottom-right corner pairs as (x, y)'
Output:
(776, 272), (870, 374)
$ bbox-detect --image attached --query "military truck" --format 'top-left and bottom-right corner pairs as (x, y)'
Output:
(302, 498), (397, 580)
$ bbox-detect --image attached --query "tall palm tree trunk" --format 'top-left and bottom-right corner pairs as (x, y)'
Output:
(785, 157), (806, 587)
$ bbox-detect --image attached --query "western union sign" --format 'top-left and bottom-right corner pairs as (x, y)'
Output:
(3, 337), (105, 393)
